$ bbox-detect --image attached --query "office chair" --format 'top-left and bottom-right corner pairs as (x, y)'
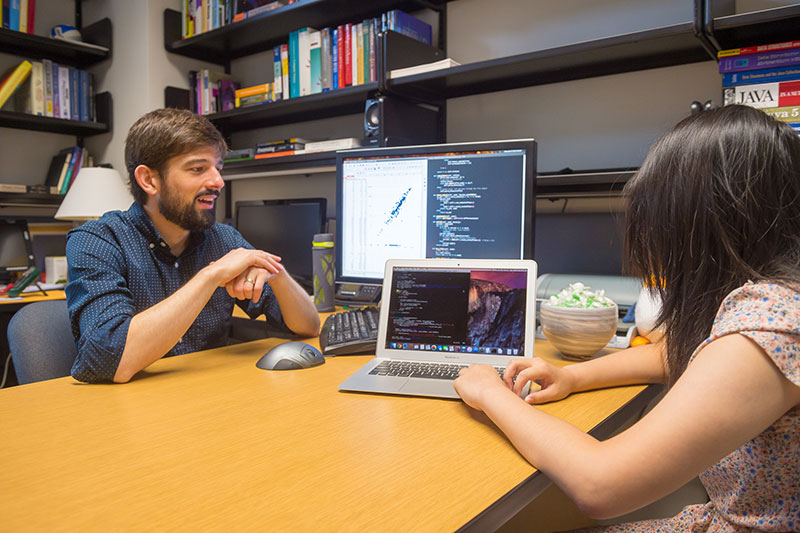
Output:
(7, 300), (77, 385)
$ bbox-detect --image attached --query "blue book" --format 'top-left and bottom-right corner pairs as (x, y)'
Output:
(289, 29), (299, 98)
(9, 0), (19, 31)
(332, 28), (339, 89)
(69, 68), (79, 120)
(386, 9), (432, 45)
(723, 65), (800, 86)
(51, 62), (60, 117)
(79, 69), (90, 121)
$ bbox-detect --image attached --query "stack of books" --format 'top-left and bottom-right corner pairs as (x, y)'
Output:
(0, 59), (97, 122)
(188, 69), (239, 115)
(254, 138), (308, 159)
(1, 0), (36, 33)
(720, 40), (800, 133)
(234, 83), (274, 108)
(44, 146), (94, 195)
(180, 0), (296, 38)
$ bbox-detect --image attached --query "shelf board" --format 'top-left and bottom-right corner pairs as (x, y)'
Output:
(387, 22), (711, 99)
(208, 82), (377, 133)
(0, 19), (111, 67)
(222, 151), (338, 179)
(710, 5), (800, 50)
(0, 110), (109, 136)
(536, 169), (636, 198)
(164, 1), (448, 64)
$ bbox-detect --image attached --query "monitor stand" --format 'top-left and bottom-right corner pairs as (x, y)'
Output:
(334, 282), (381, 307)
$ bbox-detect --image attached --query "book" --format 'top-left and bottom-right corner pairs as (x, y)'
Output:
(51, 61), (59, 117)
(272, 45), (283, 100)
(257, 137), (309, 147)
(289, 29), (299, 98)
(332, 27), (339, 89)
(343, 23), (352, 87)
(219, 79), (238, 111)
(719, 48), (800, 73)
(60, 147), (82, 193)
(350, 23), (358, 86)
(42, 58), (53, 116)
(224, 148), (254, 162)
(320, 27), (331, 92)
(280, 44), (289, 99)
(723, 79), (800, 108)
(14, 59), (43, 115)
(0, 60), (32, 110)
(18, 0), (25, 32)
(356, 22), (364, 85)
(79, 69), (89, 121)
(235, 83), (271, 99)
(255, 141), (305, 154)
(298, 27), (315, 96)
(722, 65), (800, 87)
(56, 147), (76, 192)
(309, 30), (322, 94)
(385, 9), (432, 46)
(0, 183), (27, 193)
(8, 0), (18, 31)
(58, 65), (70, 119)
(718, 40), (800, 58)
(254, 149), (301, 159)
(45, 148), (74, 189)
(761, 104), (800, 123)
(389, 58), (461, 79)
(303, 137), (361, 153)
(69, 68), (79, 120)
(236, 92), (271, 107)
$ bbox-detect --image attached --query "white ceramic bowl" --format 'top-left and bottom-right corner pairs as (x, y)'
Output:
(539, 302), (618, 361)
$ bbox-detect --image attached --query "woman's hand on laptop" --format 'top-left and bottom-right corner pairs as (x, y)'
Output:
(454, 365), (510, 410)
(503, 359), (576, 405)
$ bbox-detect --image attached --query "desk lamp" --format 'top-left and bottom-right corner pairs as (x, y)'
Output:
(54, 167), (134, 221)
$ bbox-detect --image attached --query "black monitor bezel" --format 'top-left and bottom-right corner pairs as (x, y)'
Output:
(234, 197), (327, 286)
(335, 139), (537, 285)
(0, 219), (35, 281)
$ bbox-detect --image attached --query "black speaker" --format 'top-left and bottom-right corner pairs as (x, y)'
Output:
(363, 96), (441, 147)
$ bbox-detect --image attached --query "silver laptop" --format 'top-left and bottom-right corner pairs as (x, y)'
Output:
(339, 258), (538, 399)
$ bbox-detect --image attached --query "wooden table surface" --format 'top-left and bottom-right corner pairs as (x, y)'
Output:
(0, 326), (655, 531)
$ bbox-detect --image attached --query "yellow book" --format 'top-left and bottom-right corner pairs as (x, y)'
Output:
(356, 23), (364, 85)
(0, 60), (33, 110)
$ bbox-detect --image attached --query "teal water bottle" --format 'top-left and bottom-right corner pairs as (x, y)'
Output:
(312, 233), (335, 311)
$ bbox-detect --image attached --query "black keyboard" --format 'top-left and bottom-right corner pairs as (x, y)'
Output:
(319, 307), (380, 355)
(368, 361), (506, 381)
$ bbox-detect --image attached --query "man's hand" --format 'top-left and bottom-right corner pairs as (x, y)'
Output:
(206, 248), (283, 301)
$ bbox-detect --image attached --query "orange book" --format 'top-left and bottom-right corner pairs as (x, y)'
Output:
(254, 150), (298, 159)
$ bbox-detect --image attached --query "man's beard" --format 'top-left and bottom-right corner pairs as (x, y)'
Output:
(158, 185), (217, 232)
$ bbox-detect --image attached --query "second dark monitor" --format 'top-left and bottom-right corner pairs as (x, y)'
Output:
(235, 198), (327, 291)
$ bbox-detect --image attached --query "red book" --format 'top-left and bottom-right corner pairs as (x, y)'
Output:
(344, 23), (352, 87)
(718, 39), (800, 58)
(26, 0), (35, 33)
(337, 25), (345, 89)
(254, 150), (298, 159)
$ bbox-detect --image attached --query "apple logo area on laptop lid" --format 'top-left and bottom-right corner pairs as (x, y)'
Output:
(338, 258), (538, 399)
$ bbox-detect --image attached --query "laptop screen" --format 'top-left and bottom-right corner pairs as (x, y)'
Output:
(385, 266), (529, 357)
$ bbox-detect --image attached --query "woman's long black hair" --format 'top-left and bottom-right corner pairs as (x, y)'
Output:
(624, 104), (800, 385)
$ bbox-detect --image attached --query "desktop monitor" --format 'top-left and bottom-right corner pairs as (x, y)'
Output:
(0, 219), (35, 285)
(234, 198), (327, 290)
(335, 139), (536, 302)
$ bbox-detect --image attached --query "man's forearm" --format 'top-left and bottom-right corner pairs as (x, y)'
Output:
(114, 268), (219, 382)
(268, 271), (320, 337)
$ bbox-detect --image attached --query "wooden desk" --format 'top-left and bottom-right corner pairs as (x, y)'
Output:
(0, 333), (658, 531)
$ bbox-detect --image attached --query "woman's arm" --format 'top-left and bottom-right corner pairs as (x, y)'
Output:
(455, 333), (800, 519)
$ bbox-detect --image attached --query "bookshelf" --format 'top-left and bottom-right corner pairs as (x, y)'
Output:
(0, 4), (114, 208)
(162, 0), (800, 197)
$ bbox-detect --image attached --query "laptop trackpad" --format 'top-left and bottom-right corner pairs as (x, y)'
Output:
(399, 378), (459, 399)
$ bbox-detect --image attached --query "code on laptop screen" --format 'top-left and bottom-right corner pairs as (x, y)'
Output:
(385, 267), (528, 356)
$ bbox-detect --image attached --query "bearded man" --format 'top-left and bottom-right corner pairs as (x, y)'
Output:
(65, 108), (319, 383)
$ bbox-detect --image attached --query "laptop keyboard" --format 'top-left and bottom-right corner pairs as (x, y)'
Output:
(319, 307), (380, 356)
(369, 360), (506, 381)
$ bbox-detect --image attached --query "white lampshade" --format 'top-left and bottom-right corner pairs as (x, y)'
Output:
(55, 167), (134, 221)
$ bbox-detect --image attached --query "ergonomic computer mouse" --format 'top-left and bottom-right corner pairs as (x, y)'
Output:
(255, 341), (325, 370)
